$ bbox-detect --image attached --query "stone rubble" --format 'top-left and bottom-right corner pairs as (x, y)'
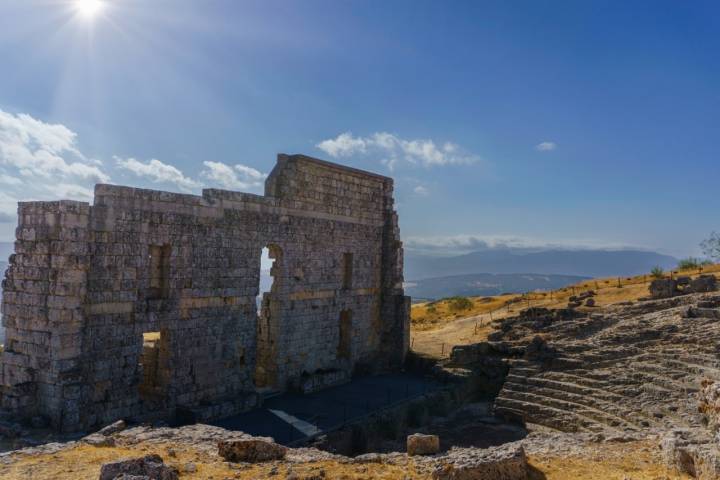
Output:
(98, 453), (178, 480)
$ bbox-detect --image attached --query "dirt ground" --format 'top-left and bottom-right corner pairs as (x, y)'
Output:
(0, 439), (690, 479)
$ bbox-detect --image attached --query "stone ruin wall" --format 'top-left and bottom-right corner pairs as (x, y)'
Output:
(0, 154), (409, 432)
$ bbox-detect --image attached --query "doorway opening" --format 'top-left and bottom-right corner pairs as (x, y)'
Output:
(139, 331), (167, 403)
(255, 244), (282, 389)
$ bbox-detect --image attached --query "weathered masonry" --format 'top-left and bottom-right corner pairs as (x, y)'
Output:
(0, 154), (409, 432)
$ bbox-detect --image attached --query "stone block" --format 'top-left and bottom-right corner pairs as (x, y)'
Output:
(407, 433), (440, 456)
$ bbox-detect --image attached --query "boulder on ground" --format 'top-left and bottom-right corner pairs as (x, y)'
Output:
(217, 438), (287, 462)
(432, 442), (528, 480)
(690, 275), (717, 293)
(98, 454), (178, 480)
(82, 433), (115, 447)
(649, 279), (678, 299)
(407, 433), (440, 456)
(98, 420), (127, 436)
(585, 298), (595, 307)
(699, 380), (720, 431)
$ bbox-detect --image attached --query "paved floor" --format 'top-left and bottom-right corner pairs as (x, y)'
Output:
(211, 373), (442, 444)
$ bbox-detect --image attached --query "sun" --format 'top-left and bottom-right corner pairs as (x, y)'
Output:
(74, 0), (104, 19)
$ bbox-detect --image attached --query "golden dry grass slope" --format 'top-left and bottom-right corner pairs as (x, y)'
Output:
(410, 264), (720, 358)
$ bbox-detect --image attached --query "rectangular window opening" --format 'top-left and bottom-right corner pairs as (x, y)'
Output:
(342, 252), (353, 290)
(149, 244), (171, 299)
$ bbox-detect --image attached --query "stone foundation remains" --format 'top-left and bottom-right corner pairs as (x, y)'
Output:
(0, 154), (409, 432)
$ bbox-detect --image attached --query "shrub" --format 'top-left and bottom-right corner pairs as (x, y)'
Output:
(447, 296), (473, 312)
(651, 266), (664, 278)
(678, 257), (702, 271)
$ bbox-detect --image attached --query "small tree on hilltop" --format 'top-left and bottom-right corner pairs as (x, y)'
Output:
(650, 266), (664, 278)
(677, 257), (701, 271)
(448, 296), (473, 312)
(701, 232), (720, 263)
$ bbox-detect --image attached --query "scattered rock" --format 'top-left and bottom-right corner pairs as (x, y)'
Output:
(585, 298), (595, 307)
(431, 442), (528, 480)
(82, 433), (116, 447)
(98, 420), (127, 436)
(407, 434), (440, 456)
(98, 454), (178, 480)
(650, 279), (679, 299)
(691, 275), (717, 293)
(217, 438), (287, 462)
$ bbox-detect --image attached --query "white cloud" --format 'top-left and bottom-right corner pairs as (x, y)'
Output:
(201, 161), (267, 190)
(413, 185), (429, 196)
(405, 234), (637, 255)
(0, 109), (109, 182)
(0, 109), (113, 231)
(317, 132), (478, 170)
(535, 141), (557, 151)
(0, 174), (22, 186)
(316, 132), (368, 158)
(115, 157), (201, 192)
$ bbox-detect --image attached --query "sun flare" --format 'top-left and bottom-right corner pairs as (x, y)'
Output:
(75, 0), (104, 19)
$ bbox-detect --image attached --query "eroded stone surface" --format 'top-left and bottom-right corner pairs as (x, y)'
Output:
(407, 433), (440, 456)
(429, 442), (528, 480)
(98, 454), (178, 480)
(217, 438), (287, 462)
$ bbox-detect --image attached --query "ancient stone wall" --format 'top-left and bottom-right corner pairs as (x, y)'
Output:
(0, 154), (409, 431)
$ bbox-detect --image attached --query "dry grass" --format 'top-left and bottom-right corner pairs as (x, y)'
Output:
(527, 440), (692, 480)
(0, 440), (689, 479)
(0, 443), (416, 479)
(411, 264), (720, 358)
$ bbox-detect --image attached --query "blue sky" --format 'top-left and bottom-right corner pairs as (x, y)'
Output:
(0, 0), (718, 257)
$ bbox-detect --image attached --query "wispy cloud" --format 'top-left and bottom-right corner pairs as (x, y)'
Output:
(201, 161), (267, 191)
(535, 141), (557, 152)
(115, 157), (201, 192)
(405, 234), (639, 255)
(317, 132), (478, 170)
(413, 185), (429, 196)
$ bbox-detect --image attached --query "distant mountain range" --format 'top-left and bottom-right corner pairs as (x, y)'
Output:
(405, 272), (588, 301)
(405, 247), (678, 281)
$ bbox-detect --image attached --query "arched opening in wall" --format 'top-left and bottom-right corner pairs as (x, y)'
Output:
(257, 247), (276, 312)
(255, 244), (281, 389)
(338, 309), (352, 360)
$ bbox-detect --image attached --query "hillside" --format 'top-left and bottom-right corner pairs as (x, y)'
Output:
(411, 263), (720, 354)
(405, 247), (677, 280)
(405, 272), (587, 301)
